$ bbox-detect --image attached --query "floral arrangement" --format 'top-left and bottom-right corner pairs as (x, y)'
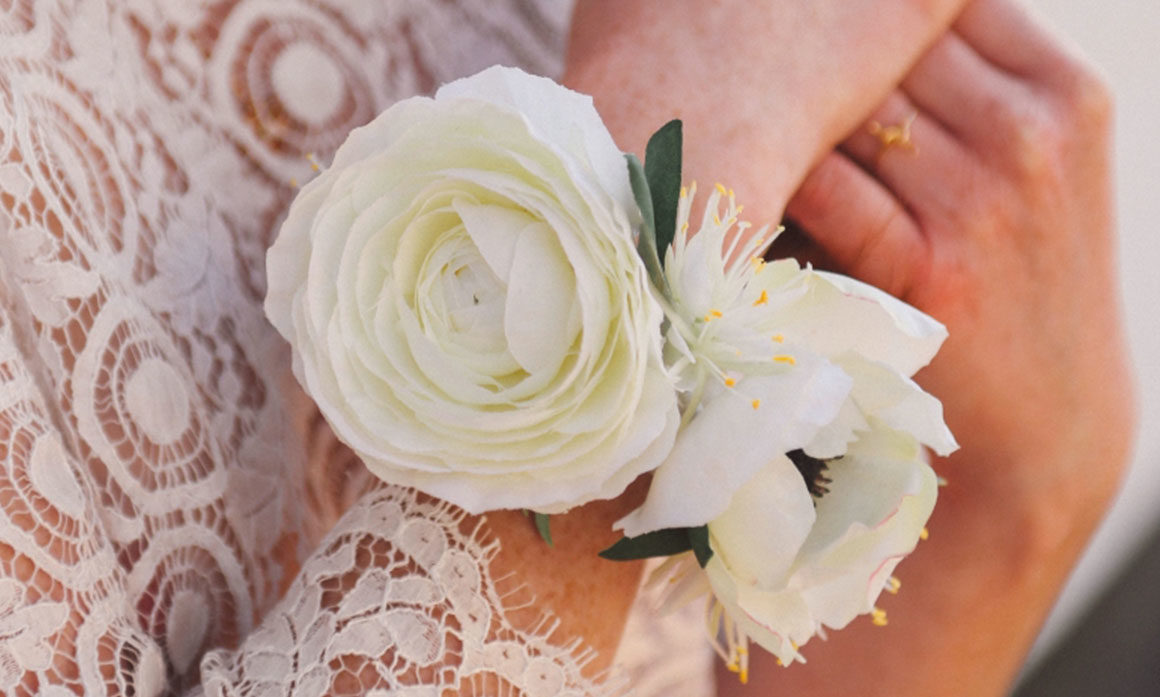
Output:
(265, 66), (956, 679)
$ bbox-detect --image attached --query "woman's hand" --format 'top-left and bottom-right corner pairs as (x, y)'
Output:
(731, 1), (1135, 694)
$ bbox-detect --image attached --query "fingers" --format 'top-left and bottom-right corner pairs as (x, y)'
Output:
(953, 0), (1092, 92)
(784, 151), (924, 299)
(839, 91), (969, 224)
(953, 0), (1062, 78)
(901, 31), (1025, 144)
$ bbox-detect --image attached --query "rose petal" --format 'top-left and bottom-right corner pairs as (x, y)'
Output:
(452, 199), (531, 282)
(436, 66), (635, 220)
(504, 221), (578, 374)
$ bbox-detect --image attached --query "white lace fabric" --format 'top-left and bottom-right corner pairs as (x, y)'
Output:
(0, 1), (714, 695)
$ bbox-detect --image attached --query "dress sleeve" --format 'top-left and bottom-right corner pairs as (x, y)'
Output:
(0, 307), (615, 696)
(194, 484), (619, 697)
(0, 304), (169, 697)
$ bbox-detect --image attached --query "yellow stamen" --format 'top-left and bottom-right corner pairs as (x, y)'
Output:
(751, 399), (761, 410)
(776, 658), (784, 667)
(724, 377), (736, 388)
(714, 213), (721, 225)
(681, 222), (689, 232)
(289, 177), (299, 188)
(871, 607), (888, 627)
(680, 186), (688, 198)
(753, 290), (768, 306)
(740, 669), (749, 684)
(773, 355), (796, 365)
(737, 204), (745, 214)
(715, 182), (727, 195)
(728, 188), (735, 198)
(919, 527), (930, 541)
(772, 334), (785, 343)
(886, 576), (902, 594)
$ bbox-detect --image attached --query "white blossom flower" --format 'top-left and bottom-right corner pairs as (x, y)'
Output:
(265, 66), (678, 514)
(617, 184), (955, 536)
(617, 184), (957, 673)
(703, 421), (939, 674)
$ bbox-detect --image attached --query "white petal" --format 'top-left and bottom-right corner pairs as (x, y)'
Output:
(709, 455), (816, 588)
(504, 221), (577, 374)
(803, 398), (868, 459)
(837, 353), (958, 456)
(436, 66), (635, 219)
(265, 173), (335, 339)
(794, 426), (938, 629)
(778, 271), (946, 377)
(453, 199), (531, 282)
(704, 557), (814, 664)
(616, 355), (852, 535)
(395, 372), (679, 514)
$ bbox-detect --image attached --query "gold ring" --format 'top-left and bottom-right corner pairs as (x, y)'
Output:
(868, 112), (918, 162)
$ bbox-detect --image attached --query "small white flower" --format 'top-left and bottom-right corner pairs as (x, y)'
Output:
(702, 421), (939, 672)
(265, 66), (678, 514)
(618, 185), (953, 536)
(618, 184), (956, 671)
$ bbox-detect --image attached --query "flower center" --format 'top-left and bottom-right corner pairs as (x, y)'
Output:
(786, 449), (834, 502)
(422, 233), (508, 355)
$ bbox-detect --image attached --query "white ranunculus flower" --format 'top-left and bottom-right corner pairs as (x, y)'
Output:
(265, 66), (679, 514)
(617, 184), (955, 535)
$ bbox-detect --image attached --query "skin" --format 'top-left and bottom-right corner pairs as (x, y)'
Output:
(489, 0), (1136, 692)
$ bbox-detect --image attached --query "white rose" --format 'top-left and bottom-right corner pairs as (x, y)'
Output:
(265, 66), (678, 514)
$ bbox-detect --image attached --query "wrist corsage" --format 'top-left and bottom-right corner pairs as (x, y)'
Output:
(265, 65), (957, 677)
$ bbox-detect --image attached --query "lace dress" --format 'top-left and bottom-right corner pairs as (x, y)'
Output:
(0, 1), (713, 695)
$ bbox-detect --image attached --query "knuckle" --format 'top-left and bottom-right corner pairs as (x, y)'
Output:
(1057, 65), (1114, 129)
(854, 203), (920, 297)
(1004, 106), (1065, 180)
(790, 158), (843, 219)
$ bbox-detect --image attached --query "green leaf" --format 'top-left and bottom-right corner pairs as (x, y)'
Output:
(688, 524), (714, 568)
(533, 512), (553, 547)
(626, 153), (670, 299)
(599, 527), (693, 561)
(644, 119), (682, 263)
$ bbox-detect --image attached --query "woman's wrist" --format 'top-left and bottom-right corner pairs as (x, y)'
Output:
(564, 0), (969, 228)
